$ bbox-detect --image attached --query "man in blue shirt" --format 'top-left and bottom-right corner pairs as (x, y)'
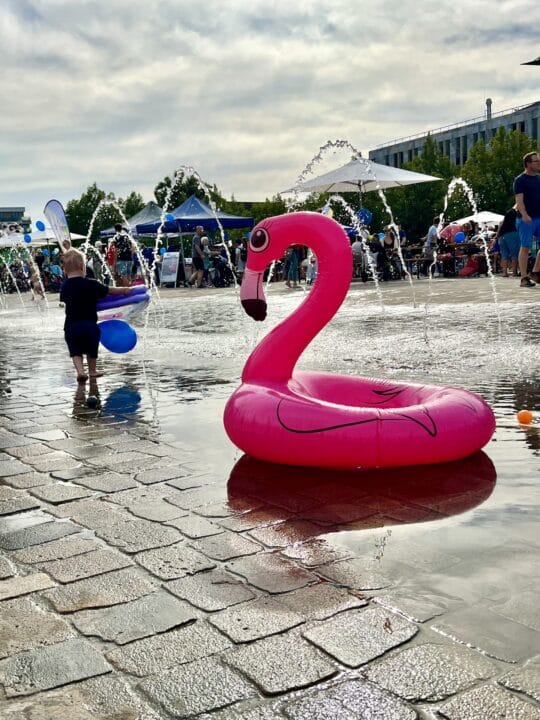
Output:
(514, 151), (540, 287)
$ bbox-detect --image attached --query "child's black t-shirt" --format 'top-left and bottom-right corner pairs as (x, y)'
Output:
(60, 276), (109, 323)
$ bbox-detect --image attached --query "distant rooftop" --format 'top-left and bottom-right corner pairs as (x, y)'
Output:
(375, 100), (540, 150)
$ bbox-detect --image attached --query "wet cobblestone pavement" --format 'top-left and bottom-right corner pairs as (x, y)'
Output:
(1, 278), (539, 719)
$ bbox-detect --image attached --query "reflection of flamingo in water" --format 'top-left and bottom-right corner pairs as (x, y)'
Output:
(224, 213), (496, 469)
(227, 453), (497, 538)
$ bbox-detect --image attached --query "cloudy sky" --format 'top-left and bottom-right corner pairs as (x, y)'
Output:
(1, 0), (539, 226)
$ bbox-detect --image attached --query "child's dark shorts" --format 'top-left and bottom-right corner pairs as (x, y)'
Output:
(64, 320), (100, 358)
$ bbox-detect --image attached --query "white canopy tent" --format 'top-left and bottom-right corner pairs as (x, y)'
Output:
(284, 157), (441, 194)
(0, 229), (86, 249)
(452, 211), (504, 226)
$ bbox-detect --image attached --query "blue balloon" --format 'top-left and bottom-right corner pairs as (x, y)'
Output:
(159, 247), (167, 255)
(35, 220), (46, 231)
(378, 232), (385, 240)
(98, 320), (137, 354)
(357, 208), (372, 225)
(24, 234), (32, 243)
(454, 231), (466, 243)
(42, 248), (49, 255)
(165, 213), (175, 222)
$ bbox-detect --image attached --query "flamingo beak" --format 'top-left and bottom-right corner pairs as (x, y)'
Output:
(239, 268), (267, 321)
(241, 298), (267, 321)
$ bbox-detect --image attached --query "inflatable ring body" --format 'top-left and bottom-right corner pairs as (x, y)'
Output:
(97, 286), (150, 323)
(223, 213), (496, 469)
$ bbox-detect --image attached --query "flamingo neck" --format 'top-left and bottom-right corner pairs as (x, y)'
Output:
(242, 235), (352, 383)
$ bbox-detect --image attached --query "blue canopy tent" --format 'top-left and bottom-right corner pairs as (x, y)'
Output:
(100, 201), (163, 238)
(136, 195), (254, 234)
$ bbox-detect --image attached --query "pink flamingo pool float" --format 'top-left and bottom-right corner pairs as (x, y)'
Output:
(224, 212), (496, 469)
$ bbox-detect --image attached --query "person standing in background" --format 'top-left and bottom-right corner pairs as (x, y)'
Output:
(514, 151), (540, 287)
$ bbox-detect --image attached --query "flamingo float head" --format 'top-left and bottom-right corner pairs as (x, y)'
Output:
(240, 212), (349, 322)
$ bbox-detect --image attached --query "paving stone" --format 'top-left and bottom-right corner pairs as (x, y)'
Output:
(499, 657), (540, 703)
(283, 678), (417, 720)
(136, 541), (216, 579)
(0, 458), (31, 476)
(22, 451), (81, 472)
(0, 433), (37, 450)
(139, 656), (256, 717)
(192, 530), (261, 561)
(26, 429), (68, 442)
(490, 590), (540, 632)
(225, 630), (337, 694)
(0, 470), (53, 489)
(0, 554), (15, 578)
(86, 450), (161, 470)
(373, 592), (447, 622)
(5, 442), (55, 459)
(45, 437), (89, 452)
(0, 674), (162, 719)
(432, 606), (540, 662)
(51, 466), (92, 480)
(12, 536), (100, 564)
(278, 583), (368, 621)
(71, 471), (137, 492)
(38, 548), (132, 583)
(166, 568), (256, 611)
(167, 474), (214, 490)
(107, 619), (232, 675)
(226, 553), (318, 593)
(437, 683), (540, 719)
(42, 567), (156, 612)
(217, 508), (280, 533)
(71, 590), (197, 645)
(0, 596), (74, 658)
(128, 498), (186, 521)
(281, 538), (352, 567)
(29, 483), (94, 504)
(0, 638), (110, 697)
(0, 486), (40, 515)
(209, 596), (305, 642)
(303, 606), (418, 668)
(316, 558), (391, 590)
(362, 642), (496, 702)
(167, 514), (224, 537)
(0, 572), (56, 601)
(166, 484), (228, 510)
(0, 519), (81, 550)
(248, 520), (326, 548)
(199, 706), (283, 720)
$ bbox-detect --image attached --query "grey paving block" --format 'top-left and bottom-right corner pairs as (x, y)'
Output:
(437, 683), (540, 719)
(362, 642), (496, 701)
(0, 458), (31, 476)
(0, 572), (56, 601)
(72, 590), (197, 644)
(128, 499), (186, 521)
(499, 657), (540, 703)
(166, 568), (256, 611)
(373, 592), (447, 622)
(71, 471), (137, 492)
(432, 605), (540, 662)
(29, 483), (94, 505)
(303, 606), (418, 668)
(199, 706), (284, 720)
(0, 554), (15, 578)
(490, 590), (540, 632)
(167, 514), (224, 537)
(281, 538), (352, 567)
(26, 429), (67, 442)
(139, 656), (256, 717)
(135, 465), (187, 484)
(248, 520), (325, 548)
(13, 536), (100, 564)
(209, 596), (305, 643)
(0, 674), (162, 719)
(22, 451), (81, 473)
(278, 583), (368, 621)
(38, 548), (132, 582)
(192, 530), (261, 561)
(0, 518), (81, 550)
(165, 485), (228, 510)
(106, 619), (232, 675)
(226, 552), (317, 593)
(283, 678), (417, 720)
(51, 466), (93, 480)
(0, 638), (110, 697)
(0, 471), (53, 489)
(42, 567), (156, 612)
(0, 596), (74, 658)
(136, 542), (216, 579)
(0, 486), (40, 515)
(4, 443), (54, 459)
(316, 558), (391, 590)
(224, 630), (337, 694)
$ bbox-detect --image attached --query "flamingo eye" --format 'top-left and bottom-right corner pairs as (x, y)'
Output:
(249, 228), (269, 252)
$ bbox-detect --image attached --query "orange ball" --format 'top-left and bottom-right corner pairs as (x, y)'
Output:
(516, 409), (534, 424)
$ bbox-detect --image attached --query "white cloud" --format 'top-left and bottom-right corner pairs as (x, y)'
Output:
(1, 0), (538, 224)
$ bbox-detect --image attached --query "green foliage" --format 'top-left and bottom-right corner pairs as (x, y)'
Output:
(65, 183), (121, 242)
(154, 171), (210, 210)
(462, 127), (536, 213)
(120, 192), (145, 219)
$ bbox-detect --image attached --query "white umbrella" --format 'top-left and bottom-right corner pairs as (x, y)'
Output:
(453, 211), (504, 225)
(0, 229), (86, 249)
(284, 157), (441, 194)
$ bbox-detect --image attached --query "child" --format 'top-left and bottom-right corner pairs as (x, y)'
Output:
(60, 249), (131, 382)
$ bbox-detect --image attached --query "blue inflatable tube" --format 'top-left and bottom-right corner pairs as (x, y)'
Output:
(97, 290), (150, 312)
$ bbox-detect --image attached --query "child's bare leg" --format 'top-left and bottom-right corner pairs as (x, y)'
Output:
(87, 357), (103, 378)
(72, 356), (88, 382)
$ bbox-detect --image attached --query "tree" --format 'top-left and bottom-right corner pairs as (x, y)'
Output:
(154, 170), (210, 210)
(65, 183), (121, 241)
(119, 192), (145, 219)
(462, 127), (536, 213)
